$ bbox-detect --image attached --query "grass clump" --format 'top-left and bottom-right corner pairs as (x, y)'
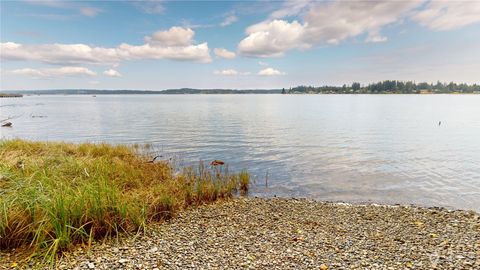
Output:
(0, 139), (249, 261)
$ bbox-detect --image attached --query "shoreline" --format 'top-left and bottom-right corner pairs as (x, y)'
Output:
(3, 197), (478, 269)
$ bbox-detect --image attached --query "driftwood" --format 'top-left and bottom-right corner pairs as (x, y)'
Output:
(210, 160), (225, 166)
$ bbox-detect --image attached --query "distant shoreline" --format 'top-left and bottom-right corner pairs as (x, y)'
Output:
(2, 80), (479, 95)
(0, 93), (23, 98)
(2, 90), (479, 95)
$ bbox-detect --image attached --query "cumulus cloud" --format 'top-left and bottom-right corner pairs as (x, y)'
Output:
(117, 42), (211, 63)
(214, 69), (239, 76)
(103, 69), (121, 77)
(238, 20), (308, 57)
(11, 66), (96, 78)
(214, 48), (236, 59)
(412, 0), (480, 31)
(221, 15), (238, 27)
(238, 1), (421, 57)
(0, 27), (212, 65)
(145, 27), (194, 46)
(1, 42), (121, 65)
(258, 67), (285, 76)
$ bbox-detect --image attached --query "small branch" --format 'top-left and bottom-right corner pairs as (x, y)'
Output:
(146, 155), (163, 163)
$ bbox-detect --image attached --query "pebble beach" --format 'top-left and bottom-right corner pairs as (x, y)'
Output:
(2, 198), (479, 269)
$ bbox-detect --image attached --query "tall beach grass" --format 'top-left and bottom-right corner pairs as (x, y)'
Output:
(0, 139), (249, 261)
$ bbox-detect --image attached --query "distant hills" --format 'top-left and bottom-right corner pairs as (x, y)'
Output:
(2, 89), (282, 95)
(2, 81), (479, 95)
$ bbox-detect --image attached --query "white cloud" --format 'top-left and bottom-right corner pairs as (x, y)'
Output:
(238, 20), (308, 57)
(117, 42), (211, 63)
(214, 69), (239, 76)
(11, 68), (44, 77)
(303, 1), (419, 44)
(145, 27), (194, 46)
(103, 69), (121, 77)
(412, 0), (480, 31)
(258, 61), (269, 66)
(0, 27), (212, 65)
(133, 0), (165, 14)
(238, 1), (421, 57)
(258, 67), (285, 76)
(214, 48), (236, 59)
(365, 32), (388, 43)
(1, 42), (121, 65)
(79, 7), (101, 17)
(221, 15), (238, 27)
(11, 66), (96, 78)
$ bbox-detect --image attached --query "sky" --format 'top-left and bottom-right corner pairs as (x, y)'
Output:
(1, 0), (480, 90)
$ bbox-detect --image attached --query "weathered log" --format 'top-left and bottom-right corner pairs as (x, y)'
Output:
(210, 160), (225, 166)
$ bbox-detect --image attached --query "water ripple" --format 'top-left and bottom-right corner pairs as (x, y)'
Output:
(2, 94), (480, 211)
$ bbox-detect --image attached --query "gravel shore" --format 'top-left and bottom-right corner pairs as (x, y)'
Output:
(2, 198), (479, 269)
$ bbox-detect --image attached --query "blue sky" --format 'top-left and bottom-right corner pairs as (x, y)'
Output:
(1, 0), (479, 90)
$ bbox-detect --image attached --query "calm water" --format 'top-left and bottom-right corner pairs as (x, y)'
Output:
(1, 95), (479, 211)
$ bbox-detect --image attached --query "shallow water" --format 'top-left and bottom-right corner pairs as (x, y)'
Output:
(1, 94), (479, 211)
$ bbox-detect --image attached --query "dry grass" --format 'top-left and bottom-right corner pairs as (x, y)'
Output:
(0, 139), (249, 261)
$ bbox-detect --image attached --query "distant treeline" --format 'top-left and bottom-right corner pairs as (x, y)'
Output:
(4, 82), (480, 95)
(287, 81), (480, 94)
(159, 89), (281, 94)
(4, 89), (281, 95)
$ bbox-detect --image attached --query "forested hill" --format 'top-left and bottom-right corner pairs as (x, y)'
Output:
(287, 81), (480, 94)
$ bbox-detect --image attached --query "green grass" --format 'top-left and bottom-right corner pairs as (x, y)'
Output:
(0, 139), (249, 262)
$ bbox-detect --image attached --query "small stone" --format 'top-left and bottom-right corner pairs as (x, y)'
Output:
(87, 262), (95, 269)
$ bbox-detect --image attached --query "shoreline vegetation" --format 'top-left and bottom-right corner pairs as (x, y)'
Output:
(2, 80), (480, 96)
(0, 141), (479, 269)
(0, 140), (249, 264)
